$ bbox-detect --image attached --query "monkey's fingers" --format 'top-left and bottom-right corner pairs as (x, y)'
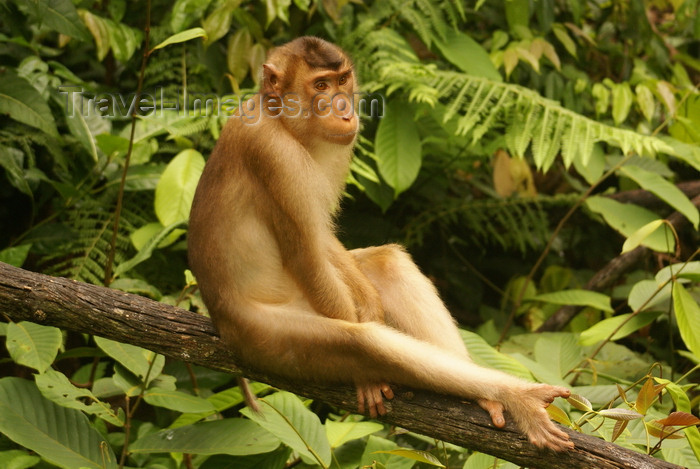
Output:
(380, 383), (394, 400)
(477, 399), (506, 428)
(356, 383), (391, 418)
(529, 412), (574, 451)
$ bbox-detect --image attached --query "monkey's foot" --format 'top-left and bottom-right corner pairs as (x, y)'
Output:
(510, 384), (574, 451)
(356, 383), (394, 418)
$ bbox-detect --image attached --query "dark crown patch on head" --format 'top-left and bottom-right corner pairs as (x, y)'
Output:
(299, 37), (344, 70)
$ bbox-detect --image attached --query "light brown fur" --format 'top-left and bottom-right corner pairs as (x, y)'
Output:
(188, 36), (573, 451)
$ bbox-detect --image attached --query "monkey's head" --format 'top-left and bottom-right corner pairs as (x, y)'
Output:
(261, 36), (358, 146)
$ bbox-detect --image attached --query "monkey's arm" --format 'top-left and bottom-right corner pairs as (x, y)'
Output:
(247, 132), (368, 322)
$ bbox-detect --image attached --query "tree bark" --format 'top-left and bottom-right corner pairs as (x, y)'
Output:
(0, 262), (685, 469)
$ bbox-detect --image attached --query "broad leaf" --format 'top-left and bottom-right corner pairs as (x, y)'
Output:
(325, 420), (384, 448)
(621, 219), (666, 254)
(154, 149), (205, 226)
(0, 72), (58, 136)
(433, 29), (501, 81)
(672, 283), (700, 359)
(586, 196), (675, 253)
(460, 330), (532, 380)
(567, 393), (592, 412)
(241, 391), (331, 467)
(33, 0), (91, 41)
(375, 100), (422, 197)
(35, 370), (124, 426)
(598, 408), (643, 421)
(579, 311), (661, 346)
(619, 165), (699, 229)
(0, 378), (116, 469)
(94, 336), (164, 384)
(130, 419), (280, 455)
(374, 449), (445, 467)
(6, 322), (62, 373)
(533, 289), (613, 313)
(151, 27), (208, 52)
(143, 388), (215, 413)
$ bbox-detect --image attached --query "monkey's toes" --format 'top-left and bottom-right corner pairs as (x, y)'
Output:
(478, 399), (506, 428)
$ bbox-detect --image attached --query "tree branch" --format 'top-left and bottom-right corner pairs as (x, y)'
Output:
(0, 262), (684, 469)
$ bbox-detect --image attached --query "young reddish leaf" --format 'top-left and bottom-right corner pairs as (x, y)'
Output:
(546, 404), (572, 426)
(646, 420), (685, 439)
(612, 420), (629, 442)
(635, 378), (659, 415)
(567, 394), (592, 412)
(598, 408), (644, 421)
(656, 411), (700, 427)
(616, 384), (628, 403)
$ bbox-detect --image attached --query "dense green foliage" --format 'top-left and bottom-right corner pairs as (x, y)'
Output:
(0, 0), (698, 467)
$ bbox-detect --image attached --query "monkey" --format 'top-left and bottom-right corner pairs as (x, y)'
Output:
(187, 36), (573, 451)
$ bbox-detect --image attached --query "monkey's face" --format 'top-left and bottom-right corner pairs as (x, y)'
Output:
(302, 68), (358, 146)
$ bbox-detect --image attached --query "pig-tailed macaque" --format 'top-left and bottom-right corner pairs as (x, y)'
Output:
(188, 36), (573, 451)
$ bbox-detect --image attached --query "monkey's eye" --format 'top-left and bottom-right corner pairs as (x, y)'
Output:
(339, 74), (349, 85)
(315, 81), (329, 91)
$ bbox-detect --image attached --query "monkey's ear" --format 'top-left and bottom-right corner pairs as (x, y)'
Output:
(262, 63), (281, 96)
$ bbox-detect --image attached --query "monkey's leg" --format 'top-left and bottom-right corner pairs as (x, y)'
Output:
(351, 244), (508, 427)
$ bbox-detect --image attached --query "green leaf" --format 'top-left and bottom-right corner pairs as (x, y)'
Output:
(628, 279), (671, 312)
(151, 27), (208, 52)
(34, 0), (91, 41)
(107, 21), (141, 62)
(63, 91), (99, 162)
(619, 165), (699, 229)
(155, 149), (205, 226)
(0, 71), (58, 136)
(459, 330), (533, 380)
(672, 283), (700, 359)
(621, 219), (666, 254)
(598, 408), (644, 421)
(130, 419), (280, 455)
(78, 10), (111, 61)
(567, 393), (592, 412)
(375, 100), (422, 197)
(374, 449), (445, 467)
(533, 289), (613, 313)
(578, 311), (661, 346)
(113, 220), (186, 277)
(0, 450), (41, 469)
(170, 0), (213, 32)
(325, 420), (384, 448)
(533, 333), (582, 380)
(94, 336), (164, 384)
(656, 378), (700, 462)
(635, 84), (656, 122)
(611, 82), (634, 125)
(202, 0), (241, 46)
(143, 388), (216, 413)
(227, 28), (253, 83)
(171, 382), (268, 428)
(0, 146), (32, 196)
(585, 196), (675, 253)
(0, 244), (32, 267)
(0, 378), (117, 469)
(35, 370), (124, 426)
(6, 322), (62, 373)
(433, 29), (501, 81)
(241, 391), (331, 467)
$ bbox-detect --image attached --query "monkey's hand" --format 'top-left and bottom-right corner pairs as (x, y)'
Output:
(503, 383), (573, 451)
(356, 383), (394, 418)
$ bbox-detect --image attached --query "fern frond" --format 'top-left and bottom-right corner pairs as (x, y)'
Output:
(405, 194), (581, 253)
